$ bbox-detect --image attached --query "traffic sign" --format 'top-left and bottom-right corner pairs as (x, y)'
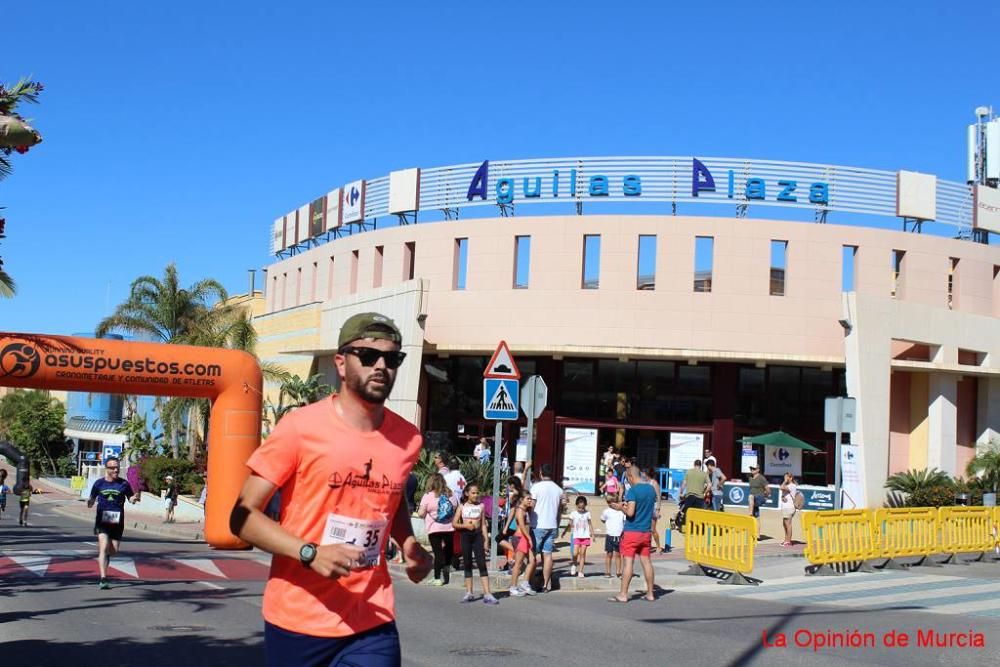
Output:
(824, 397), (857, 433)
(520, 375), (548, 419)
(102, 444), (123, 464)
(483, 378), (519, 420)
(483, 340), (521, 379)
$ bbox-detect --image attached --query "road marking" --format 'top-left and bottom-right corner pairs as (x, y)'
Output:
(181, 558), (227, 578)
(108, 557), (138, 578)
(10, 555), (50, 576)
(197, 581), (225, 590)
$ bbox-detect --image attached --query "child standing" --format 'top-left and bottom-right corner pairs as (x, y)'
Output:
(563, 496), (593, 578)
(453, 483), (499, 605)
(508, 494), (537, 596)
(601, 499), (626, 578)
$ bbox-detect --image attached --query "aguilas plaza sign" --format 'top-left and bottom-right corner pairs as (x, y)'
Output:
(466, 158), (829, 206)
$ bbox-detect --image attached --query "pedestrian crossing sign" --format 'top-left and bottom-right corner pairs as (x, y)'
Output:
(483, 378), (519, 421)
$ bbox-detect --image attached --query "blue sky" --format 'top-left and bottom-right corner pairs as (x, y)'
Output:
(3, 1), (998, 334)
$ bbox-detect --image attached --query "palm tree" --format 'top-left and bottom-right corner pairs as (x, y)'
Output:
(96, 263), (227, 342)
(0, 77), (44, 298)
(98, 264), (229, 458)
(966, 440), (1000, 494)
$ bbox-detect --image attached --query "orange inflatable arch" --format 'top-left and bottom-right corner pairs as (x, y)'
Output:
(0, 333), (262, 549)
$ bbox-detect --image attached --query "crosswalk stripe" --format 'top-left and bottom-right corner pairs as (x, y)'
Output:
(828, 579), (999, 606)
(713, 574), (951, 601)
(180, 558), (227, 578)
(108, 557), (138, 578)
(883, 590), (1000, 615)
(9, 556), (50, 576)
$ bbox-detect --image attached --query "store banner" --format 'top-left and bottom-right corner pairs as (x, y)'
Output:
(741, 444), (757, 473)
(764, 445), (801, 476)
(722, 483), (834, 511)
(563, 427), (598, 494)
(669, 432), (703, 470)
(840, 443), (865, 508)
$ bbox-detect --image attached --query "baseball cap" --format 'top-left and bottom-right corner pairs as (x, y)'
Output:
(749, 465), (759, 471)
(338, 312), (402, 348)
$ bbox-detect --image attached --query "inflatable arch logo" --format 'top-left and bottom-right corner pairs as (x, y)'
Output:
(0, 333), (263, 549)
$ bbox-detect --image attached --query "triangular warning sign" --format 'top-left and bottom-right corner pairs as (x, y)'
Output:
(487, 381), (516, 412)
(483, 340), (520, 379)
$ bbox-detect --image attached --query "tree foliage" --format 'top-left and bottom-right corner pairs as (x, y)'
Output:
(884, 468), (953, 494)
(264, 374), (333, 434)
(0, 390), (70, 476)
(965, 440), (1000, 494)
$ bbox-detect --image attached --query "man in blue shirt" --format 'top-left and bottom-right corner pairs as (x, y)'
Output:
(607, 466), (656, 603)
(87, 456), (140, 589)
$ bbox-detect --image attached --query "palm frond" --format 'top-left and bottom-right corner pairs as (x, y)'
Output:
(0, 268), (15, 297)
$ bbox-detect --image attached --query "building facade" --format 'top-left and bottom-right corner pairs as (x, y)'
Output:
(252, 157), (1000, 507)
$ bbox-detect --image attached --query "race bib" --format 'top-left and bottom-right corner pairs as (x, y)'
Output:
(101, 510), (122, 524)
(320, 513), (389, 568)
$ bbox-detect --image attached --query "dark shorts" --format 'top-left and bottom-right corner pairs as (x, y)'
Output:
(95, 520), (125, 541)
(265, 620), (400, 667)
(751, 496), (766, 518)
(604, 535), (621, 554)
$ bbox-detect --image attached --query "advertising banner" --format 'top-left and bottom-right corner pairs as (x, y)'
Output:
(741, 444), (757, 473)
(840, 443), (865, 509)
(563, 427), (598, 494)
(516, 426), (528, 462)
(722, 483), (834, 511)
(669, 432), (703, 470)
(343, 179), (366, 224)
(764, 445), (801, 476)
(309, 195), (327, 237)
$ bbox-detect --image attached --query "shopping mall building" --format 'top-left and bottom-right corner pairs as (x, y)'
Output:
(250, 156), (1000, 508)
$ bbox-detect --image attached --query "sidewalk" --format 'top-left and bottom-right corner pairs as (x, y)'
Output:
(23, 474), (206, 542)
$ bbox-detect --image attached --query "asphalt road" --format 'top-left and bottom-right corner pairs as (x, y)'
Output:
(2, 496), (997, 666)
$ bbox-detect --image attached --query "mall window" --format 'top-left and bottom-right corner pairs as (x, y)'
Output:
(403, 242), (416, 281)
(514, 236), (531, 289)
(842, 245), (857, 292)
(350, 250), (359, 294)
(891, 249), (905, 298)
(328, 256), (335, 299)
(694, 236), (713, 292)
(454, 238), (468, 290)
(770, 240), (787, 296)
(735, 367), (767, 427)
(374, 245), (384, 288)
(582, 235), (601, 289)
(296, 268), (302, 306)
(637, 235), (656, 290)
(948, 257), (959, 310)
(311, 262), (318, 301)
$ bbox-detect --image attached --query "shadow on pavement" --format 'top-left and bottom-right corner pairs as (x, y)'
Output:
(2, 635), (264, 667)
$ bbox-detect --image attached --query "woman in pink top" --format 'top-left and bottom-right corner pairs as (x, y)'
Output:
(417, 473), (456, 585)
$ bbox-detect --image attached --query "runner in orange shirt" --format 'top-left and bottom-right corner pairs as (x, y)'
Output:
(230, 312), (432, 666)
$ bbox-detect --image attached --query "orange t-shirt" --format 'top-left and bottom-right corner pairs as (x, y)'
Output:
(246, 396), (422, 638)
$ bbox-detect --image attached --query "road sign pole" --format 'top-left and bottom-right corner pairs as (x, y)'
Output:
(525, 409), (534, 488)
(489, 421), (503, 572)
(834, 397), (843, 511)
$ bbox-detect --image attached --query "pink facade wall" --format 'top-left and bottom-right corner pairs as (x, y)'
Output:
(265, 215), (1000, 364)
(888, 372), (911, 474)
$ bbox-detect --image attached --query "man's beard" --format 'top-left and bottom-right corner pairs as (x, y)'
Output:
(345, 368), (395, 404)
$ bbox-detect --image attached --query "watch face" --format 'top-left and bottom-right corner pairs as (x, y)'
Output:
(300, 544), (317, 562)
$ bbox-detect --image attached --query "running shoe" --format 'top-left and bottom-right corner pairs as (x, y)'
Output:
(509, 586), (526, 597)
(98, 578), (109, 590)
(519, 582), (536, 596)
(460, 592), (475, 603)
(430, 579), (445, 586)
(483, 594), (499, 605)
(569, 565), (577, 576)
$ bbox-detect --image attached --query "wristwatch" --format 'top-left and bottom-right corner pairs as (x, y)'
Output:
(299, 542), (318, 568)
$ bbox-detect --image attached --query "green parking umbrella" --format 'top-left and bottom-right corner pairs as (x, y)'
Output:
(740, 430), (820, 451)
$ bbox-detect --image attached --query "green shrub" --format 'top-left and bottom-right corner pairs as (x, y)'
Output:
(885, 468), (953, 494)
(55, 455), (77, 478)
(137, 456), (201, 495)
(906, 485), (961, 508)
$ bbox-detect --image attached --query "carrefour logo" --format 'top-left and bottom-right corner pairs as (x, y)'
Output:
(772, 448), (790, 461)
(346, 186), (360, 207)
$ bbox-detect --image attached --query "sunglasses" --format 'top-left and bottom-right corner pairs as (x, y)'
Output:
(106, 467), (119, 471)
(340, 347), (406, 369)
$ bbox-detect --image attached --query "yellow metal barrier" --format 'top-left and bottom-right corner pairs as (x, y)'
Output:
(802, 509), (877, 575)
(872, 508), (938, 567)
(682, 509), (758, 584)
(938, 506), (994, 562)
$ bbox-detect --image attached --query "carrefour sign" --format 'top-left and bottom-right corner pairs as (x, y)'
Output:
(466, 158), (829, 207)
